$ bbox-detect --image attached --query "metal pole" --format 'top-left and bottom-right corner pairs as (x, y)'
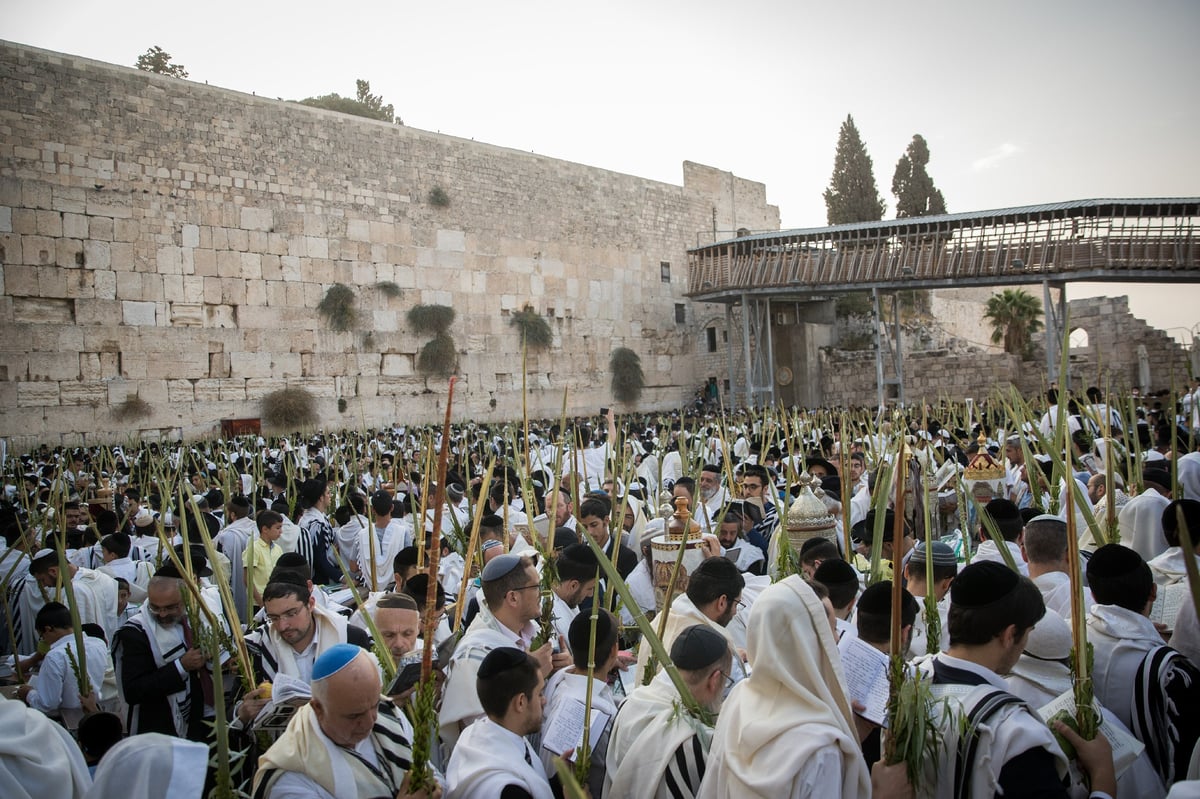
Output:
(764, 298), (776, 407)
(892, 292), (905, 406)
(1058, 282), (1069, 392)
(1043, 279), (1059, 387)
(741, 293), (754, 409)
(726, 304), (736, 410)
(873, 288), (885, 411)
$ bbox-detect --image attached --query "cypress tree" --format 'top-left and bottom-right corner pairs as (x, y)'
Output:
(823, 114), (886, 225)
(892, 134), (947, 218)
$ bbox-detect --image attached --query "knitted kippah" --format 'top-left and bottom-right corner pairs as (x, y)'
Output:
(908, 541), (957, 568)
(670, 625), (728, 671)
(481, 553), (523, 581)
(312, 643), (362, 681)
(950, 561), (1019, 608)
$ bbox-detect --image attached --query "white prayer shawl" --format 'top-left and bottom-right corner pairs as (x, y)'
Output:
(634, 594), (736, 687)
(619, 559), (657, 627)
(8, 573), (45, 654)
(904, 594), (951, 660)
(70, 567), (120, 644)
(446, 717), (554, 799)
(439, 551), (465, 601)
(1119, 490), (1171, 561)
(0, 693), (91, 799)
(214, 516), (257, 618)
(604, 670), (714, 799)
(1089, 602), (1195, 783)
(726, 573), (770, 653)
(87, 732), (208, 799)
(277, 515), (300, 554)
(115, 607), (190, 736)
(972, 540), (1029, 576)
(1170, 597), (1200, 665)
(362, 519), (402, 590)
(334, 512), (369, 571)
(1179, 451), (1200, 502)
(98, 555), (154, 603)
(252, 603), (350, 682)
(1149, 547), (1200, 586)
(439, 613), (532, 755)
(550, 592), (578, 652)
(699, 576), (870, 799)
(1032, 570), (1095, 619)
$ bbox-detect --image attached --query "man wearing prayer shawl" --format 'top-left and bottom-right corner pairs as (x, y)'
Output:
(445, 647), (554, 799)
(28, 548), (119, 643)
(605, 625), (730, 799)
(254, 644), (438, 799)
(439, 554), (563, 757)
(214, 494), (257, 619)
(0, 692), (91, 799)
(919, 561), (1118, 799)
(1087, 544), (1200, 787)
(634, 555), (745, 687)
(1118, 468), (1173, 561)
(87, 732), (209, 799)
(698, 575), (872, 798)
(1147, 499), (1200, 586)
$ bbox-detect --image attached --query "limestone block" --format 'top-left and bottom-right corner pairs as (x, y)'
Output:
(273, 353), (302, 378)
(245, 279), (267, 306)
(115, 271), (143, 301)
(500, 294), (517, 312)
(192, 248), (217, 277)
(261, 254), (282, 280)
(105, 378), (133, 405)
(122, 300), (157, 326)
(171, 303), (204, 326)
(64, 269), (94, 299)
(392, 265), (416, 288)
(286, 237), (306, 258)
(5, 265), (38, 295)
(240, 252), (262, 280)
(284, 282), (306, 307)
(85, 201), (131, 219)
(352, 261), (375, 285)
(60, 381), (107, 406)
(304, 236), (329, 259)
(240, 207), (273, 232)
(219, 379), (247, 401)
(355, 354), (382, 377)
(168, 379), (195, 402)
(372, 310), (399, 332)
(89, 216), (114, 242)
(17, 381), (60, 407)
(113, 218), (139, 243)
(381, 353), (414, 376)
(414, 248), (434, 268)
(193, 379), (222, 402)
(137, 379), (169, 406)
(355, 375), (379, 397)
(22, 235), (55, 265)
(303, 214), (327, 237)
(281, 256), (302, 282)
(436, 229), (466, 252)
(11, 209), (37, 235)
(161, 274), (185, 302)
(507, 256), (536, 274)
(0, 206), (10, 233)
(347, 219), (371, 242)
(216, 250), (241, 278)
(155, 246), (182, 275)
(301, 376), (337, 398)
(245, 378), (285, 400)
(370, 221), (397, 245)
(35, 210), (62, 237)
(73, 299), (121, 326)
(434, 249), (464, 268)
(205, 304), (238, 328)
(230, 351), (271, 378)
(540, 258), (564, 278)
(220, 278), (246, 306)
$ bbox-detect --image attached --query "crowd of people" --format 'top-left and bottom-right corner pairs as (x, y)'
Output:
(1, 387), (1200, 798)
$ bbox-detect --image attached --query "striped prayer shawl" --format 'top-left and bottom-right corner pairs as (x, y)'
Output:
(1132, 645), (1198, 785)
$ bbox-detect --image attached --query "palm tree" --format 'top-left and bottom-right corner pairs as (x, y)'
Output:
(984, 289), (1044, 358)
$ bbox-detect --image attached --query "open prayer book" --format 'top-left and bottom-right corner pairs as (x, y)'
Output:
(1036, 690), (1143, 777)
(540, 697), (611, 758)
(838, 634), (890, 727)
(1149, 581), (1189, 632)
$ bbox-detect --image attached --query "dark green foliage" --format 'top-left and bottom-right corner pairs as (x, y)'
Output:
(984, 288), (1045, 358)
(511, 306), (553, 349)
(375, 281), (402, 299)
(823, 114), (886, 225)
(112, 396), (152, 422)
(892, 134), (947, 219)
(835, 292), (874, 318)
(317, 284), (357, 332)
(428, 186), (451, 208)
(135, 46), (187, 78)
(261, 388), (318, 430)
(417, 333), (457, 376)
(337, 397), (348, 413)
(407, 304), (455, 335)
(610, 348), (645, 404)
(298, 79), (399, 124)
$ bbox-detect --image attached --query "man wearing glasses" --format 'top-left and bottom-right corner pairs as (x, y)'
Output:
(439, 553), (570, 758)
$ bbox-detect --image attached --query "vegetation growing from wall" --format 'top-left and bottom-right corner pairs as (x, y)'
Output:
(262, 387), (318, 430)
(375, 280), (402, 299)
(428, 186), (451, 208)
(510, 306), (553, 350)
(318, 283), (358, 332)
(409, 304), (457, 377)
(135, 46), (188, 78)
(111, 396), (152, 422)
(298, 79), (400, 124)
(610, 347), (645, 404)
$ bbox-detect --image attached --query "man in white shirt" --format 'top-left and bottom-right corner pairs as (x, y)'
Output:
(15, 602), (108, 728)
(1020, 515), (1094, 617)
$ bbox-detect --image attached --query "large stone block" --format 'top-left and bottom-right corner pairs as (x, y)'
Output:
(17, 381), (60, 407)
(122, 300), (157, 326)
(240, 207), (273, 232)
(230, 351), (272, 377)
(381, 353), (413, 376)
(60, 380), (108, 406)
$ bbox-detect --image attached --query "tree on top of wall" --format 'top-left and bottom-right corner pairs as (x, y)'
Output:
(892, 134), (947, 219)
(298, 79), (403, 124)
(135, 46), (188, 78)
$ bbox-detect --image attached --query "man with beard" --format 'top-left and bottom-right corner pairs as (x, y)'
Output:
(605, 625), (731, 799)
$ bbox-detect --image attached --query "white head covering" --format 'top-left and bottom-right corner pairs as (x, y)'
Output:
(1006, 611), (1072, 707)
(699, 575), (871, 798)
(0, 694), (91, 799)
(87, 733), (208, 799)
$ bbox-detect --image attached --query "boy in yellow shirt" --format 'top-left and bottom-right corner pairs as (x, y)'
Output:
(243, 510), (284, 607)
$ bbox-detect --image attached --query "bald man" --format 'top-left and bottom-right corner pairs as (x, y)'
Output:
(254, 644), (441, 798)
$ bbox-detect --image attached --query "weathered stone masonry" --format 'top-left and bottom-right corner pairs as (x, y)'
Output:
(0, 41), (779, 446)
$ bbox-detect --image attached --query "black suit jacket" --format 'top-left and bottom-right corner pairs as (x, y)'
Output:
(115, 623), (209, 741)
(578, 538), (639, 614)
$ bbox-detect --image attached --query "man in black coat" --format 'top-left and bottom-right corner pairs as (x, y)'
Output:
(577, 495), (638, 614)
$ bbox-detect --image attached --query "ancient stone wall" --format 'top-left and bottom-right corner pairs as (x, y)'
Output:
(0, 42), (779, 447)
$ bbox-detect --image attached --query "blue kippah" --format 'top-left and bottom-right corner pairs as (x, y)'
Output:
(481, 553), (522, 582)
(312, 643), (361, 681)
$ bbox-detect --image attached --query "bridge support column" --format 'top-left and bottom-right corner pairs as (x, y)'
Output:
(1043, 281), (1067, 390)
(738, 294), (776, 409)
(873, 289), (906, 410)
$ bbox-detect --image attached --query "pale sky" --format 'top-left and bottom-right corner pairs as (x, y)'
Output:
(5, 0), (1199, 340)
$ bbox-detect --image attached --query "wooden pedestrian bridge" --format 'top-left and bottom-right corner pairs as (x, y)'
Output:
(684, 198), (1200, 409)
(687, 198), (1200, 302)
